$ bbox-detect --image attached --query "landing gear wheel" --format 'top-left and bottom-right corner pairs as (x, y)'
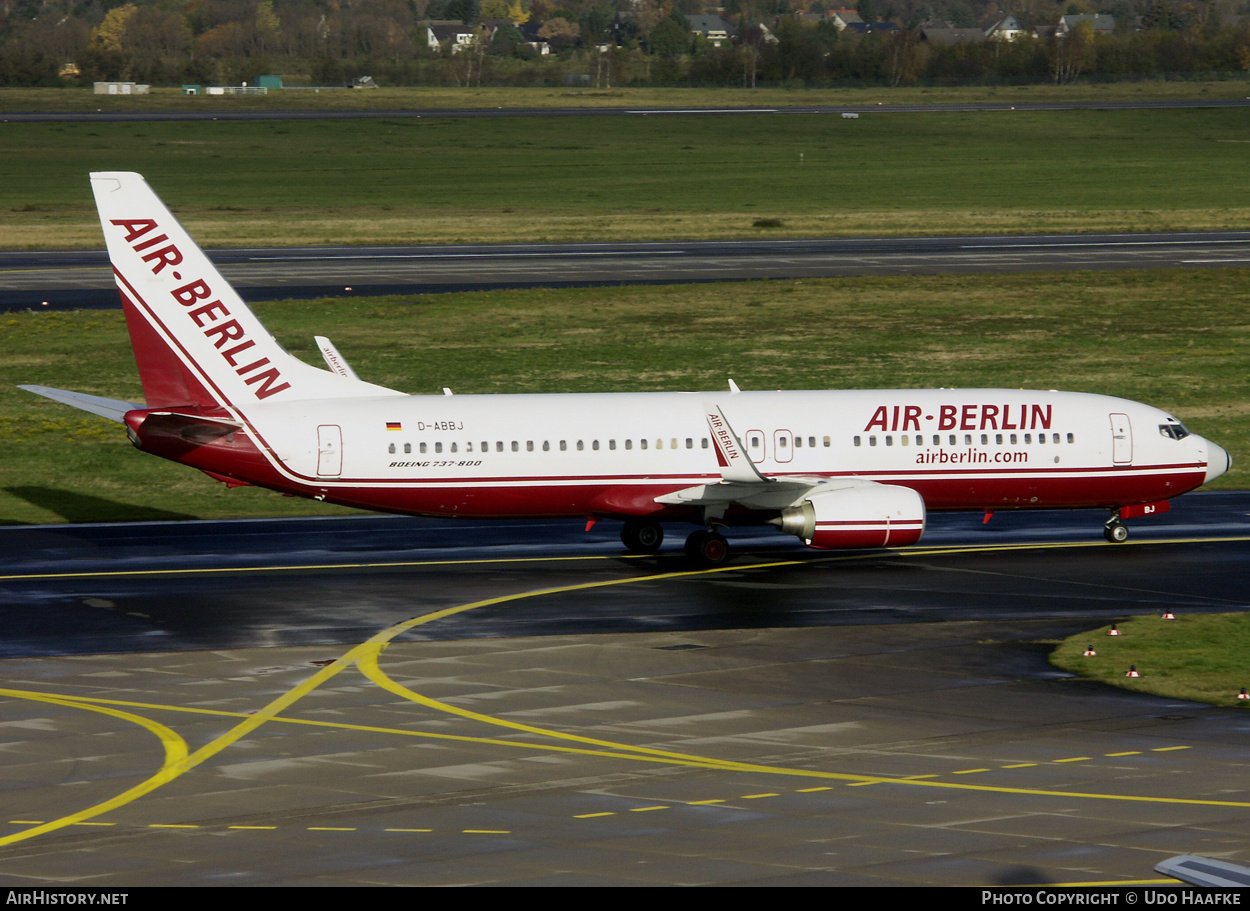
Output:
(685, 529), (730, 566)
(1104, 521), (1129, 543)
(621, 518), (664, 554)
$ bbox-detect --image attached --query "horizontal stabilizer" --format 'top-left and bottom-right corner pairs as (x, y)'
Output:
(19, 385), (142, 423)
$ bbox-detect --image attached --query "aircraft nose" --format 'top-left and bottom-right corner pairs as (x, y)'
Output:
(1204, 439), (1231, 484)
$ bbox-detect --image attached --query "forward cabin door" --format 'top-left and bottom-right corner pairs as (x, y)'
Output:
(317, 424), (343, 477)
(1110, 413), (1133, 465)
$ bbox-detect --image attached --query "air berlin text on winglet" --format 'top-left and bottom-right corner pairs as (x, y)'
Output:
(110, 218), (291, 401)
(864, 403), (1053, 433)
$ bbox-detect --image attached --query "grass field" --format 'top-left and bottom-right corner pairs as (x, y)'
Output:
(3, 81), (1250, 113)
(3, 268), (1246, 525)
(1051, 613), (1250, 708)
(1, 106), (1249, 247)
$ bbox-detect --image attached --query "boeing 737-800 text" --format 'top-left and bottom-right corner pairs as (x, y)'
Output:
(20, 173), (1231, 564)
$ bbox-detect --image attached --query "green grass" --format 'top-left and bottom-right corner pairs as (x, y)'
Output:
(3, 82), (1250, 113)
(3, 267), (1246, 525)
(1051, 613), (1250, 708)
(1, 107), (1249, 247)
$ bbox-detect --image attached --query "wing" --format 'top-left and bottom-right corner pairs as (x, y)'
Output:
(1155, 855), (1250, 887)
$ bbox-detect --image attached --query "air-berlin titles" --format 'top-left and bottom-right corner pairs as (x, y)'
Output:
(864, 403), (1054, 433)
(110, 218), (291, 401)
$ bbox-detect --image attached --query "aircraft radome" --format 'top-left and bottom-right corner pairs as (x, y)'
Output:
(21, 173), (1231, 565)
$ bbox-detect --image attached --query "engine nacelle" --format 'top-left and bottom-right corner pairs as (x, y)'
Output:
(773, 483), (926, 549)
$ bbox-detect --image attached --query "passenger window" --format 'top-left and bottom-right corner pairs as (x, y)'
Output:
(1067, 433), (1075, 443)
(964, 434), (972, 445)
(575, 440), (582, 451)
(886, 435), (893, 446)
(641, 439), (648, 450)
(823, 436), (831, 447)
(869, 436), (877, 447)
(1010, 434), (1017, 444)
(854, 436), (862, 447)
(592, 440), (599, 451)
(1023, 434), (1031, 444)
(511, 441), (518, 452)
(420, 442), (428, 454)
(527, 441), (534, 452)
(996, 434), (1003, 445)
(703, 438), (710, 449)
(625, 440), (632, 450)
(795, 436), (802, 448)
(404, 443), (412, 454)
(450, 442), (457, 453)
(495, 441), (503, 452)
(933, 435), (941, 446)
(686, 438), (693, 449)
(388, 443), (395, 454)
(542, 441), (549, 452)
(435, 442), (443, 453)
(981, 434), (988, 445)
(610, 440), (616, 450)
(949, 435), (956, 446)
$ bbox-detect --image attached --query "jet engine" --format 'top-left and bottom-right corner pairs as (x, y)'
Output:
(772, 482), (926, 549)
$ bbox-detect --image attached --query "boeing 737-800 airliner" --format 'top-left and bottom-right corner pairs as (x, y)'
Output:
(20, 173), (1231, 564)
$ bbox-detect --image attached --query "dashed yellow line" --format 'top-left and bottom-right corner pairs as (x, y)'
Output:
(1, 545), (1244, 849)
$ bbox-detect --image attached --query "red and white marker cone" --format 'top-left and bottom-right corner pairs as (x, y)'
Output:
(1126, 665), (1140, 678)
(1084, 646), (1097, 657)
(1162, 611), (1176, 621)
(1239, 688), (1248, 701)
(1108, 625), (1120, 636)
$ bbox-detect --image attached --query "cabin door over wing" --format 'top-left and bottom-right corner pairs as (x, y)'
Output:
(1110, 413), (1133, 465)
(746, 429), (766, 464)
(317, 424), (343, 477)
(773, 429), (793, 463)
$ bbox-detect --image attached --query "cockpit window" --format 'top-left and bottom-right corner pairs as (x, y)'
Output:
(1159, 421), (1191, 441)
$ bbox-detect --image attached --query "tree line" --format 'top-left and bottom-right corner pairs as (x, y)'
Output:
(1, 0), (1248, 88)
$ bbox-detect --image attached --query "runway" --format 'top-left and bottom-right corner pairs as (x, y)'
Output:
(5, 231), (1250, 311)
(1, 494), (1248, 885)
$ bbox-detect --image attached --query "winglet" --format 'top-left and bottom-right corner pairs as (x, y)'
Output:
(704, 403), (768, 483)
(315, 336), (360, 380)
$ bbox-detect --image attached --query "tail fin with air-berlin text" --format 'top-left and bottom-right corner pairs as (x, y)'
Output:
(89, 171), (400, 413)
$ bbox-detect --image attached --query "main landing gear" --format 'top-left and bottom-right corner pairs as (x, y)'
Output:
(620, 517), (664, 554)
(620, 519), (731, 566)
(684, 528), (729, 566)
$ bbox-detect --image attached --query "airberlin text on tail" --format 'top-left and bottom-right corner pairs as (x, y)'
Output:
(108, 216), (291, 402)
